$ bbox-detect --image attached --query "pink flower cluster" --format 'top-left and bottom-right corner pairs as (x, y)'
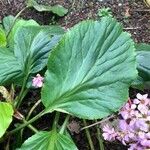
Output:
(32, 74), (44, 88)
(102, 93), (150, 150)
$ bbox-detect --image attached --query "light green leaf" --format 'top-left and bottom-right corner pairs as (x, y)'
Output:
(18, 131), (78, 150)
(2, 15), (15, 34)
(0, 28), (6, 47)
(0, 102), (14, 138)
(42, 17), (137, 119)
(26, 0), (68, 16)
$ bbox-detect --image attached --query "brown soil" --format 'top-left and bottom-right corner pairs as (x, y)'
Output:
(0, 0), (150, 150)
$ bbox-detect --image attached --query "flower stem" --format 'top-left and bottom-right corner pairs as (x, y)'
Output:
(26, 99), (41, 120)
(83, 119), (95, 150)
(15, 75), (28, 109)
(9, 110), (44, 135)
(96, 120), (104, 150)
(59, 115), (70, 134)
(81, 115), (115, 131)
(22, 119), (38, 133)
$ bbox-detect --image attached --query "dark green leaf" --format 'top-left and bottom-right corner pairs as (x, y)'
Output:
(0, 48), (21, 85)
(42, 17), (137, 119)
(26, 0), (68, 16)
(133, 43), (150, 89)
(18, 131), (78, 150)
(0, 26), (63, 85)
(136, 43), (150, 81)
(0, 102), (14, 138)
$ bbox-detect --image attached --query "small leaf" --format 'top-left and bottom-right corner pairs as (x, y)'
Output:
(2, 15), (15, 35)
(0, 102), (14, 138)
(42, 17), (137, 119)
(0, 28), (6, 47)
(3, 16), (39, 46)
(136, 43), (150, 81)
(134, 43), (150, 89)
(26, 0), (68, 16)
(18, 131), (78, 150)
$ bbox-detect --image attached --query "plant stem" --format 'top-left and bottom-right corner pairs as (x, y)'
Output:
(81, 115), (115, 131)
(52, 112), (60, 130)
(8, 110), (44, 135)
(23, 119), (38, 133)
(59, 115), (70, 134)
(15, 75), (28, 109)
(0, 111), (44, 143)
(26, 99), (41, 120)
(83, 120), (95, 150)
(6, 6), (28, 38)
(96, 121), (104, 150)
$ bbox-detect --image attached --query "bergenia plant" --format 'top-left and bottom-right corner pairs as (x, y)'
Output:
(0, 14), (140, 149)
(102, 93), (150, 150)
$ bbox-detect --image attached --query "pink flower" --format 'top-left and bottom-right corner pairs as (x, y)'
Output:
(102, 93), (150, 149)
(32, 74), (44, 88)
(140, 139), (150, 147)
(136, 93), (149, 106)
(119, 120), (129, 131)
(137, 104), (148, 115)
(128, 143), (143, 150)
(102, 124), (117, 141)
(135, 119), (149, 132)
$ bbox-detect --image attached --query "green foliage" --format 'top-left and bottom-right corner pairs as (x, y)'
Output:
(133, 43), (150, 89)
(26, 0), (68, 17)
(2, 15), (15, 35)
(2, 15), (39, 46)
(98, 7), (113, 17)
(0, 102), (14, 138)
(0, 17), (64, 85)
(42, 17), (137, 119)
(0, 28), (6, 47)
(18, 131), (77, 150)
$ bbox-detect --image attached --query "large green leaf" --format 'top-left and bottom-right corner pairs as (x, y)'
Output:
(0, 102), (14, 138)
(18, 131), (77, 150)
(42, 17), (137, 119)
(0, 26), (63, 85)
(26, 0), (68, 17)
